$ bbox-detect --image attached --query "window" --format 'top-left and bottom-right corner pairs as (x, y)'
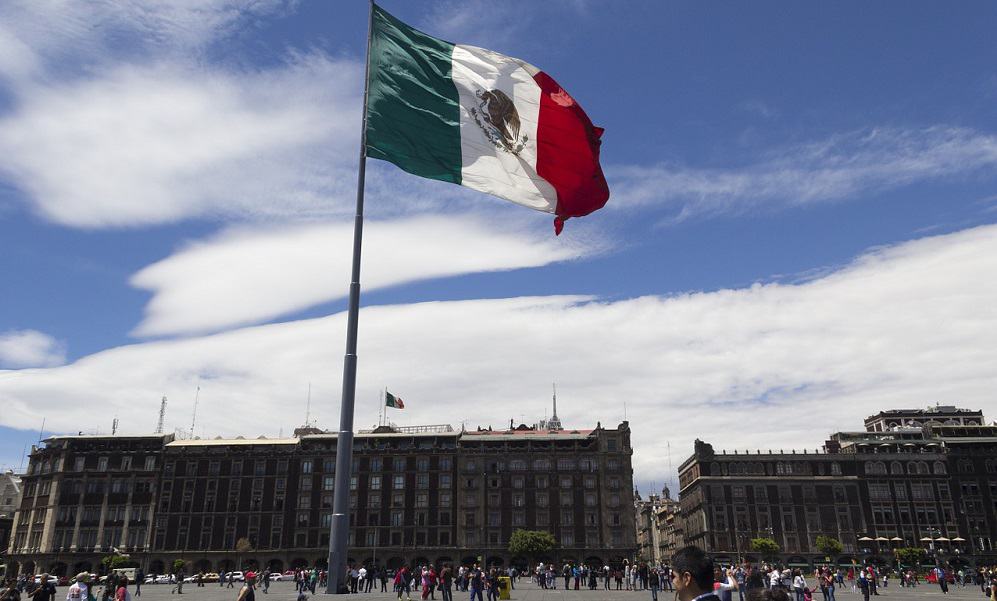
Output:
(561, 532), (574, 546)
(301, 476), (313, 491)
(439, 474), (452, 488)
(560, 491), (573, 506)
(488, 511), (501, 526)
(74, 457), (85, 471)
(393, 475), (405, 489)
(321, 493), (333, 508)
(609, 477), (621, 490)
(607, 438), (618, 451)
(351, 475), (358, 490)
(607, 459), (621, 471)
(371, 475), (382, 490)
(830, 462), (841, 476)
(439, 457), (452, 470)
(509, 459), (526, 470)
(439, 492), (452, 507)
(416, 474), (429, 489)
(536, 476), (548, 489)
(557, 458), (576, 471)
(583, 476), (596, 489)
(98, 457), (108, 471)
(370, 457), (382, 471)
(584, 493), (597, 507)
(512, 493), (525, 507)
(301, 459), (313, 474)
(142, 456), (155, 471)
(394, 457), (407, 471)
(417, 457), (429, 471)
(416, 493), (428, 507)
(391, 492), (404, 507)
(367, 495), (381, 509)
(559, 476), (572, 488)
(533, 459), (550, 471)
(439, 510), (451, 524)
(323, 458), (335, 472)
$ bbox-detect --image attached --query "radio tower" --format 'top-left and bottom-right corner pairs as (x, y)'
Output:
(156, 396), (167, 434)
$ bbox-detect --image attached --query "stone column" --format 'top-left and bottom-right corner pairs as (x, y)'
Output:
(40, 476), (60, 553)
(70, 476), (86, 550)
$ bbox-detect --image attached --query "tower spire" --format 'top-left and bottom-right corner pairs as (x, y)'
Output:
(548, 382), (562, 431)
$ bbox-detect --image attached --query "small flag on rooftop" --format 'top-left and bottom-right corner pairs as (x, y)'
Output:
(366, 3), (609, 234)
(385, 391), (405, 409)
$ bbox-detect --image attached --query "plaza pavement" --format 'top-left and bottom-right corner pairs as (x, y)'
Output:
(127, 580), (994, 601)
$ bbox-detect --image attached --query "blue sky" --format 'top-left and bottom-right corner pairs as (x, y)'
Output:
(1, 1), (996, 493)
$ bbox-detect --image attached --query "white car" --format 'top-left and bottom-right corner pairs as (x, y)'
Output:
(154, 575), (172, 584)
(226, 572), (244, 583)
(267, 574), (283, 582)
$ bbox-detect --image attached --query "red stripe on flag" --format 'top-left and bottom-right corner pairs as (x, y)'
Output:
(532, 71), (610, 235)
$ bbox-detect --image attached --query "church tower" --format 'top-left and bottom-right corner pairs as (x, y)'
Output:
(547, 383), (563, 431)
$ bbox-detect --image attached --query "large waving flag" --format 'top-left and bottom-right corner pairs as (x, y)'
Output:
(365, 4), (609, 234)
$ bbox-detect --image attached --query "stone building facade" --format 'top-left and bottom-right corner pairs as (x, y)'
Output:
(677, 405), (997, 569)
(6, 421), (636, 576)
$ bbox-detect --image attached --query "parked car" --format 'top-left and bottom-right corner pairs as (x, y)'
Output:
(154, 575), (172, 584)
(203, 573), (220, 583)
(282, 571), (295, 577)
(267, 574), (283, 581)
(225, 571), (244, 583)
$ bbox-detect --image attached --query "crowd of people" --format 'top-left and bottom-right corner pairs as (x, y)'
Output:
(4, 552), (997, 601)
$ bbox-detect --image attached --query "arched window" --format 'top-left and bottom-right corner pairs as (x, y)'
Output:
(907, 462), (919, 475)
(776, 462), (786, 475)
(933, 461), (946, 475)
(830, 462), (842, 476)
(918, 461), (930, 474)
(890, 461), (903, 475)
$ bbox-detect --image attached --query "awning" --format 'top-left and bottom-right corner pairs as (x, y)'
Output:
(920, 537), (934, 542)
(875, 537), (889, 542)
(858, 536), (873, 541)
(935, 537), (950, 542)
(952, 537), (966, 542)
(890, 537), (903, 542)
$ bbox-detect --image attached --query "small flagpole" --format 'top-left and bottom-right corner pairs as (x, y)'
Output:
(327, 0), (374, 594)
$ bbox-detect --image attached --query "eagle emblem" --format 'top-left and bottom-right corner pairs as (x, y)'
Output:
(470, 88), (528, 155)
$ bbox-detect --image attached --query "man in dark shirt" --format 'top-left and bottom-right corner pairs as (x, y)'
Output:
(28, 574), (56, 601)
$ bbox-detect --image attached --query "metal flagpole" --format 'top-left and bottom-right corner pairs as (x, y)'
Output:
(327, 0), (374, 593)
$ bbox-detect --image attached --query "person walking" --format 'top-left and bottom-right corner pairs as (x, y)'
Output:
(933, 566), (948, 595)
(170, 569), (184, 596)
(114, 576), (131, 601)
(28, 574), (56, 601)
(66, 574), (90, 601)
(649, 568), (660, 601)
(394, 567), (411, 601)
(133, 570), (143, 598)
(439, 564), (452, 601)
(236, 573), (255, 601)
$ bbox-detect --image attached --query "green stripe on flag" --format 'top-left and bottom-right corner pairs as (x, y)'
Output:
(366, 4), (462, 184)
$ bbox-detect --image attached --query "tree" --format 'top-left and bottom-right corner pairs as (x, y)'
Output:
(235, 537), (255, 571)
(172, 559), (187, 574)
(895, 547), (926, 569)
(508, 529), (556, 568)
(815, 536), (844, 557)
(750, 537), (781, 560)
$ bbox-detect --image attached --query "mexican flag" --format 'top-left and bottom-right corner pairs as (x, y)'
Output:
(385, 391), (404, 409)
(366, 4), (609, 234)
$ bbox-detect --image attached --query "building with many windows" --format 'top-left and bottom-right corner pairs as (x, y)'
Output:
(676, 405), (997, 569)
(6, 420), (636, 577)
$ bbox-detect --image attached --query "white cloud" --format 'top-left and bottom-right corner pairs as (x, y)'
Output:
(130, 214), (601, 337)
(0, 54), (362, 227)
(0, 330), (66, 368)
(611, 127), (997, 221)
(0, 0), (291, 82)
(2, 224), (996, 486)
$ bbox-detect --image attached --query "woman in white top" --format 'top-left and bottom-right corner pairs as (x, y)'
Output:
(792, 569), (807, 601)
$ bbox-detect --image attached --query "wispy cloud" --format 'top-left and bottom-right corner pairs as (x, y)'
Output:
(130, 214), (602, 337)
(610, 127), (997, 221)
(3, 224), (997, 484)
(0, 54), (362, 228)
(0, 330), (66, 368)
(0, 0), (292, 83)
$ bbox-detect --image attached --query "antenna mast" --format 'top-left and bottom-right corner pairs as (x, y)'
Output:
(156, 396), (168, 434)
(306, 383), (312, 427)
(112, 417), (119, 436)
(189, 386), (200, 438)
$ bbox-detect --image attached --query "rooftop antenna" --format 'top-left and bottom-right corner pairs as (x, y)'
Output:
(156, 395), (168, 434)
(38, 417), (45, 442)
(189, 386), (200, 438)
(18, 442), (27, 472)
(112, 416), (119, 436)
(667, 440), (674, 493)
